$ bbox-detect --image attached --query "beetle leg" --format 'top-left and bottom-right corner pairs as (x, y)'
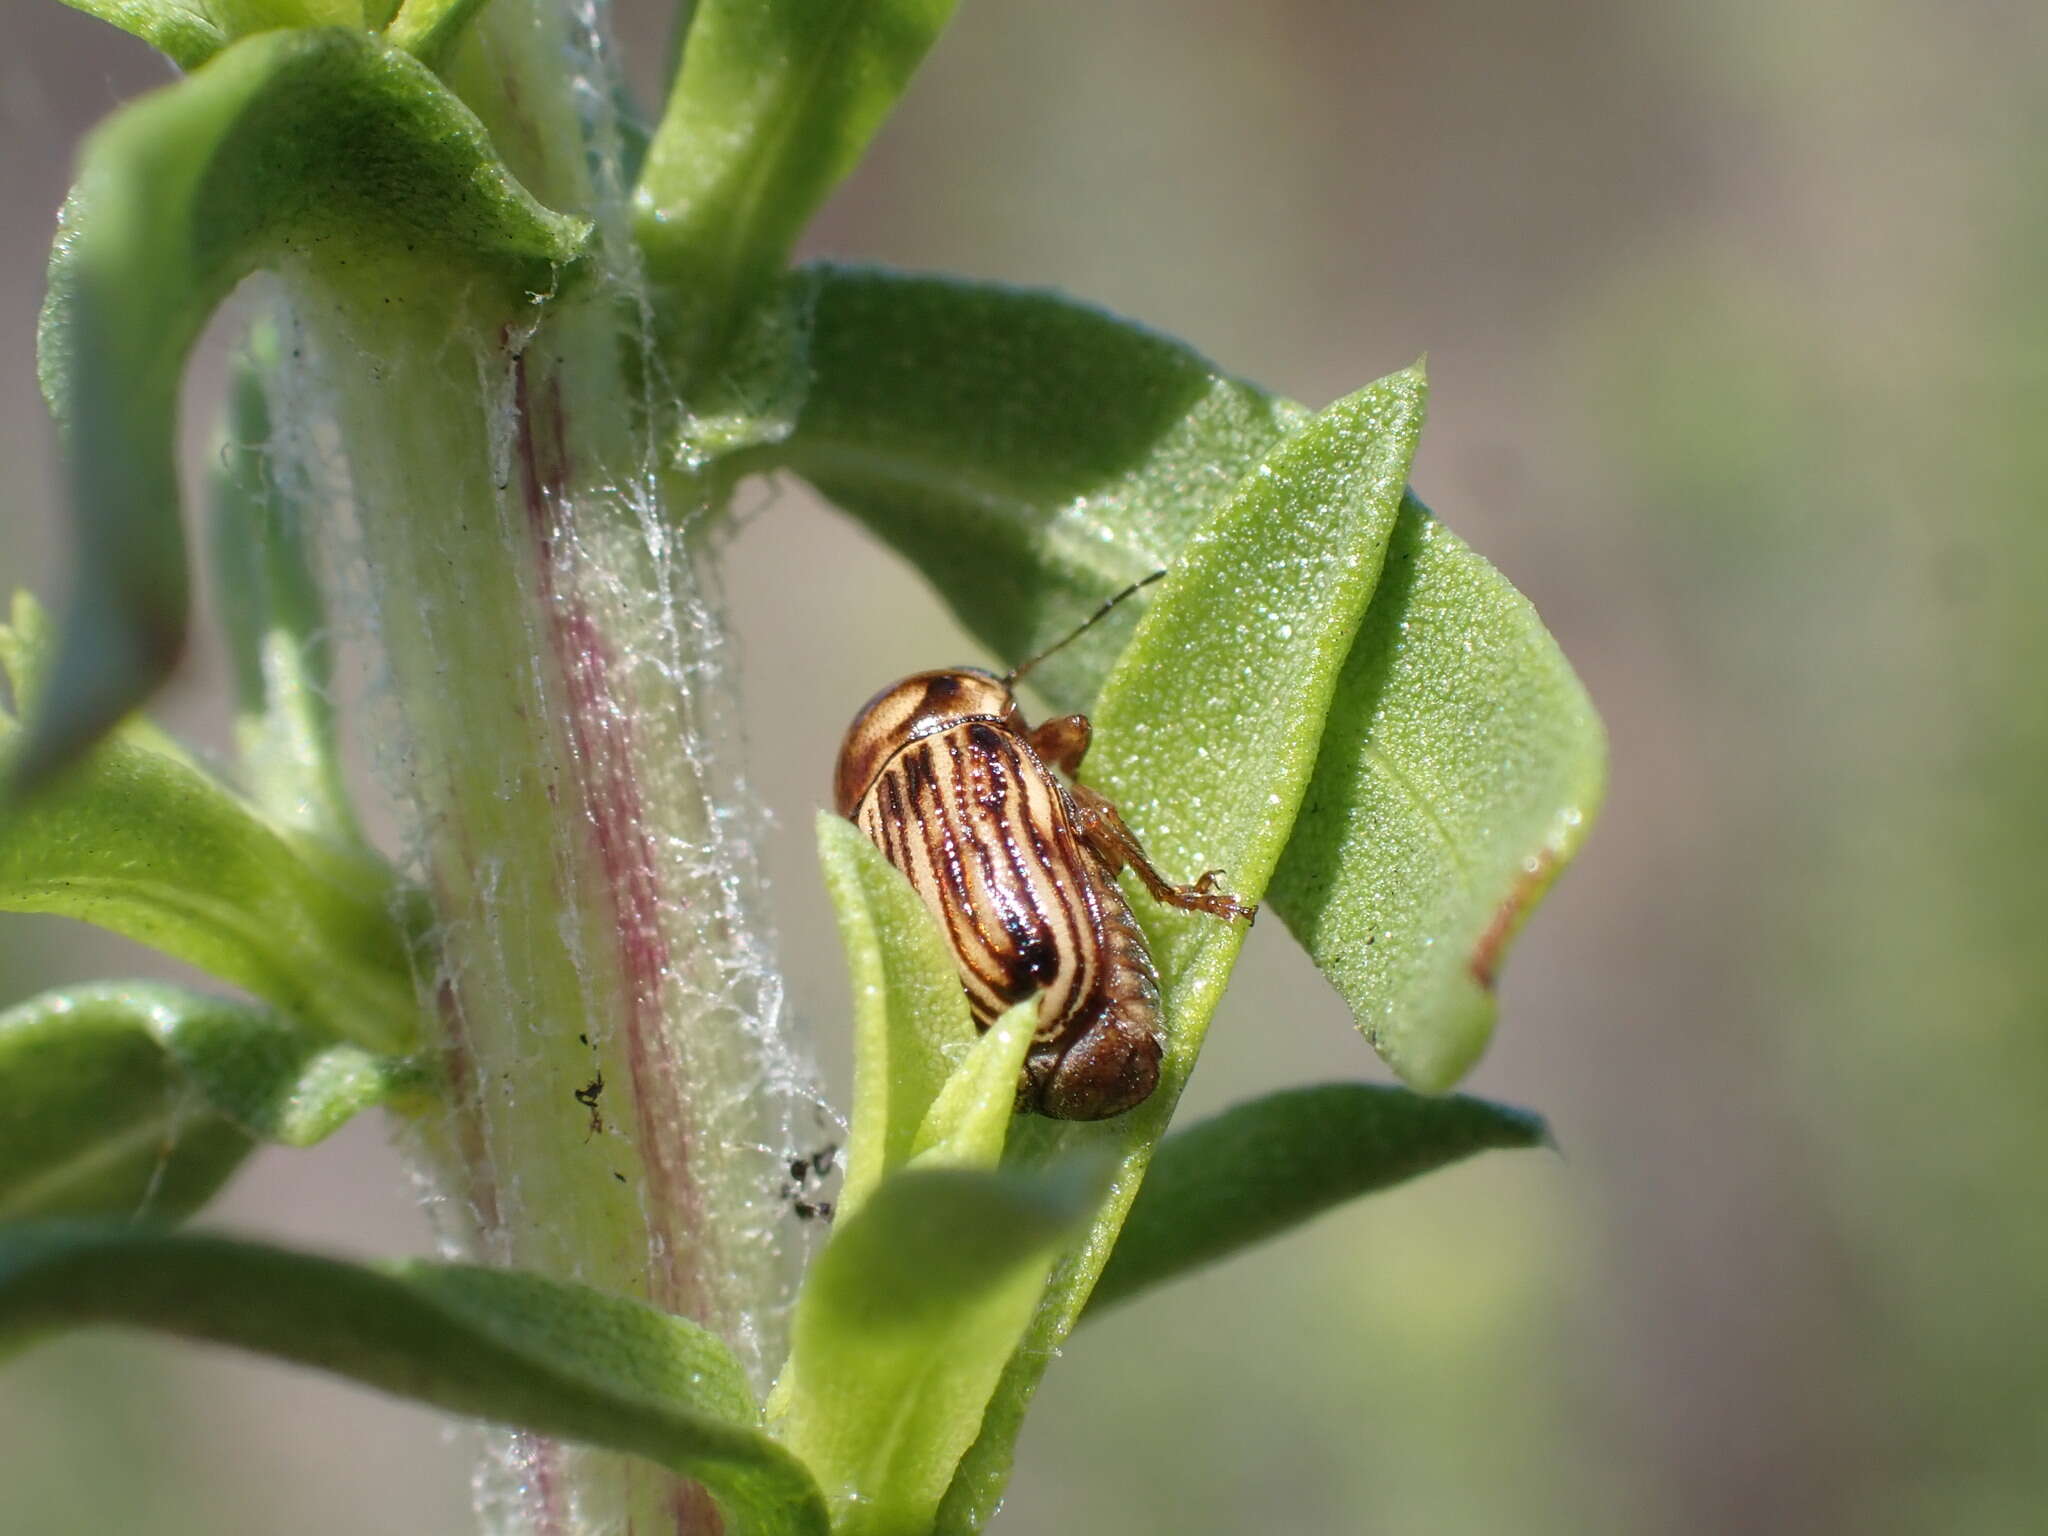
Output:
(1066, 782), (1257, 924)
(1027, 713), (1092, 775)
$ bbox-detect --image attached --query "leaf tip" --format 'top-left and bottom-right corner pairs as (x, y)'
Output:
(1483, 1098), (1555, 1153)
(1466, 844), (1563, 993)
(1386, 988), (1497, 1095)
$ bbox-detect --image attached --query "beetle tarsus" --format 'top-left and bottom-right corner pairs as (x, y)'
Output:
(1067, 783), (1257, 925)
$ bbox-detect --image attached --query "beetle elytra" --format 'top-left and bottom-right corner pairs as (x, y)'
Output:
(834, 575), (1254, 1120)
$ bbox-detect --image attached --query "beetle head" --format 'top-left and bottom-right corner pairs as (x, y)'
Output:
(834, 668), (1023, 815)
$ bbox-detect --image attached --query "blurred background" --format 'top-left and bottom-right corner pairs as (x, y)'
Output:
(5, 1), (2045, 1531)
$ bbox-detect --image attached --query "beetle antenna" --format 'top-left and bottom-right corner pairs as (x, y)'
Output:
(1004, 570), (1168, 686)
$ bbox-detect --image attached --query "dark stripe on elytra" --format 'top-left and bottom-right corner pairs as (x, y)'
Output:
(868, 720), (1162, 1048)
(977, 732), (1075, 1002)
(957, 733), (1045, 981)
(871, 774), (901, 870)
(999, 733), (1098, 1025)
(909, 744), (975, 924)
(937, 729), (1024, 978)
(945, 734), (1005, 958)
(978, 730), (1077, 1006)
(925, 743), (1003, 971)
(993, 736), (1086, 1010)
(878, 769), (911, 880)
(1042, 783), (1105, 1012)
(949, 731), (1068, 1018)
(863, 760), (1006, 1015)
(881, 759), (983, 992)
(918, 742), (1014, 1002)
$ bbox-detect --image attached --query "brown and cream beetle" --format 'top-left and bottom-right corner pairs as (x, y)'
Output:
(833, 578), (1255, 1121)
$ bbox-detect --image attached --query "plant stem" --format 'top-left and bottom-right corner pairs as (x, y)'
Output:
(263, 2), (827, 1530)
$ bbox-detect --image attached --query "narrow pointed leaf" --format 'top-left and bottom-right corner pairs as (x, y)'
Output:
(1087, 1083), (1548, 1315)
(910, 998), (1038, 1169)
(2, 597), (417, 1052)
(0, 1228), (827, 1536)
(772, 1165), (1097, 1536)
(937, 365), (1427, 1531)
(817, 812), (976, 1222)
(636, 3), (959, 389)
(26, 29), (585, 779)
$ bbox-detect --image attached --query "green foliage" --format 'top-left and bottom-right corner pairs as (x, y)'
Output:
(796, 825), (1079, 1532)
(1267, 498), (1604, 1087)
(816, 813), (977, 1222)
(0, 984), (420, 1220)
(207, 336), (360, 845)
(771, 1166), (1097, 1536)
(0, 994), (251, 1222)
(384, 0), (497, 68)
(7, 0), (1602, 1529)
(1088, 1084), (1549, 1315)
(760, 271), (1605, 1090)
(0, 597), (416, 1051)
(52, 0), (226, 70)
(636, 0), (960, 388)
(810, 780), (1550, 1530)
(754, 265), (1306, 706)
(26, 27), (587, 783)
(936, 363), (1429, 1531)
(907, 1001), (1039, 1170)
(0, 1226), (829, 1535)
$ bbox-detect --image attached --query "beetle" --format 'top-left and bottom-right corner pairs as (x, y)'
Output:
(834, 574), (1255, 1121)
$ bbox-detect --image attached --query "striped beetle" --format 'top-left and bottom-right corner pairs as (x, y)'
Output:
(834, 575), (1255, 1121)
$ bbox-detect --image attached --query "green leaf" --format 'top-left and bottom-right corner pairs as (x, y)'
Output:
(26, 29), (586, 781)
(771, 1166), (1097, 1536)
(752, 265), (1306, 708)
(762, 269), (1603, 1091)
(1086, 363), (1426, 953)
(0, 983), (421, 1221)
(1087, 1084), (1549, 1316)
(208, 327), (362, 845)
(0, 994), (250, 1223)
(635, 3), (959, 388)
(52, 0), (227, 71)
(383, 0), (494, 70)
(803, 831), (1052, 1529)
(909, 999), (1038, 1170)
(1, 596), (418, 1053)
(937, 364), (1427, 1531)
(31, 982), (416, 1147)
(817, 812), (976, 1223)
(0, 1228), (828, 1536)
(1266, 499), (1607, 1089)
(207, 0), (367, 35)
